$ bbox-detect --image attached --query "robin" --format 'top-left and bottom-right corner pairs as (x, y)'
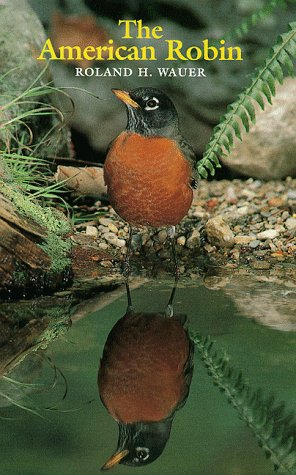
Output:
(103, 87), (197, 275)
(98, 283), (194, 469)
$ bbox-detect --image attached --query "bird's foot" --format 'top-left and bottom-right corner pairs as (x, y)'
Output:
(165, 304), (174, 318)
(122, 259), (131, 279)
(174, 266), (181, 282)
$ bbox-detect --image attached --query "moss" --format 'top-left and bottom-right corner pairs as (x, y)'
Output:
(13, 270), (28, 286)
(1, 181), (71, 274)
(39, 235), (71, 274)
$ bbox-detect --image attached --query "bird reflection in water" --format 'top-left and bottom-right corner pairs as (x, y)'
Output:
(98, 281), (194, 469)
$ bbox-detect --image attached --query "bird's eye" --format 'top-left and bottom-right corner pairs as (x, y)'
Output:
(145, 97), (159, 111)
(134, 447), (150, 462)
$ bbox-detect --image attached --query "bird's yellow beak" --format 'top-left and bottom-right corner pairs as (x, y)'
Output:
(101, 449), (129, 470)
(112, 89), (140, 109)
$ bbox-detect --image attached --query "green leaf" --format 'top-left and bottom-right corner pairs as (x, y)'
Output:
(193, 333), (296, 475)
(197, 164), (208, 179)
(243, 99), (256, 123)
(277, 48), (295, 75)
(197, 21), (296, 178)
(238, 106), (250, 132)
(231, 119), (242, 140)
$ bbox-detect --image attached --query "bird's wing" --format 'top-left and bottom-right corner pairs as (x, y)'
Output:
(174, 336), (195, 413)
(178, 137), (198, 189)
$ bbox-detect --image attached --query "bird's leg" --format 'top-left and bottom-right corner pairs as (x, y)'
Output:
(165, 279), (178, 318)
(168, 225), (180, 281)
(123, 225), (133, 278)
(125, 280), (133, 313)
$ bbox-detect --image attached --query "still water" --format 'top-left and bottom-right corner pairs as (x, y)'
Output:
(1, 271), (296, 475)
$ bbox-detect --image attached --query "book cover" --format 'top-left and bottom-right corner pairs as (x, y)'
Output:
(0, 1), (296, 474)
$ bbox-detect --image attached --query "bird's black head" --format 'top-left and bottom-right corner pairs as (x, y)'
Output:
(112, 87), (179, 137)
(101, 418), (173, 470)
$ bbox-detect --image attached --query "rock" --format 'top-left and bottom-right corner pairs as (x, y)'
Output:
(234, 235), (256, 245)
(225, 186), (237, 203)
(186, 229), (200, 249)
(141, 233), (150, 245)
(274, 224), (285, 233)
(191, 206), (209, 219)
(221, 78), (296, 179)
(100, 260), (113, 268)
(98, 225), (109, 233)
(231, 248), (240, 261)
(240, 189), (256, 200)
(268, 196), (287, 207)
(249, 239), (261, 248)
(98, 242), (108, 250)
(85, 225), (98, 237)
(177, 236), (186, 246)
(114, 239), (126, 248)
(204, 243), (217, 253)
(282, 211), (290, 220)
(99, 217), (112, 226)
(157, 229), (167, 243)
(0, 0), (70, 159)
(104, 232), (118, 245)
(257, 229), (279, 240)
(236, 206), (250, 216)
(288, 189), (296, 200)
(205, 216), (234, 248)
(285, 217), (296, 230)
(251, 261), (271, 270)
(107, 223), (119, 234)
(222, 274), (296, 331)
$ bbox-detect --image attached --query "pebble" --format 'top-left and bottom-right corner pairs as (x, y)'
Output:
(99, 217), (112, 226)
(285, 217), (296, 230)
(241, 189), (256, 200)
(248, 179), (262, 189)
(288, 190), (296, 200)
(236, 206), (250, 216)
(77, 178), (295, 267)
(100, 260), (113, 268)
(186, 229), (200, 249)
(205, 216), (234, 248)
(234, 235), (256, 245)
(115, 239), (126, 248)
(257, 229), (279, 240)
(225, 186), (237, 203)
(204, 243), (217, 253)
(157, 229), (168, 243)
(249, 239), (261, 248)
(177, 236), (186, 246)
(252, 261), (271, 270)
(274, 224), (285, 232)
(282, 211), (290, 220)
(85, 225), (98, 237)
(268, 196), (286, 207)
(108, 223), (119, 234)
(141, 233), (150, 245)
(104, 233), (118, 245)
(192, 206), (209, 219)
(231, 248), (240, 261)
(98, 225), (109, 233)
(154, 242), (163, 252)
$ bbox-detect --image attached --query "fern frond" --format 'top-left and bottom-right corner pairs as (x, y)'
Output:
(197, 21), (296, 178)
(223, 0), (292, 43)
(191, 333), (296, 474)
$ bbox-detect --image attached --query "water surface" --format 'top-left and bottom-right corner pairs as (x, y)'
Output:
(1, 272), (296, 475)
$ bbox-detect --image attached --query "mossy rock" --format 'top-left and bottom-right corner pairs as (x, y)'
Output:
(0, 183), (72, 298)
(0, 0), (70, 158)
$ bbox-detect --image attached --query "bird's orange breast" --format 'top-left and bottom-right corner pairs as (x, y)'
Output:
(98, 312), (190, 424)
(104, 132), (193, 226)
